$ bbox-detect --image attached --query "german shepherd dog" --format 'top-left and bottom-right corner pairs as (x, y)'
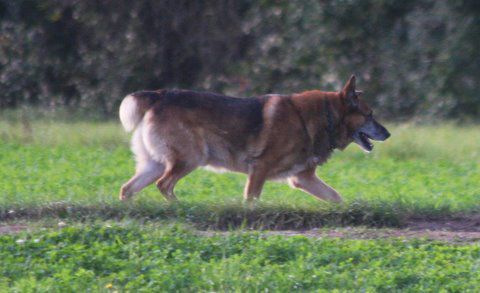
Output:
(119, 75), (390, 203)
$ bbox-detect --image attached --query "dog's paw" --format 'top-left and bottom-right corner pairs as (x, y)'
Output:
(119, 186), (132, 201)
(330, 192), (343, 203)
(242, 198), (258, 209)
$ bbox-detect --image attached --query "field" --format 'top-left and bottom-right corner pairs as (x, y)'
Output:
(2, 223), (480, 291)
(1, 116), (480, 290)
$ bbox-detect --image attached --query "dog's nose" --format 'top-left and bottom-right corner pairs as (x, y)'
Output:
(384, 131), (391, 140)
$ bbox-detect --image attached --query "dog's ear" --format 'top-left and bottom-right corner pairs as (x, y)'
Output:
(342, 75), (358, 107)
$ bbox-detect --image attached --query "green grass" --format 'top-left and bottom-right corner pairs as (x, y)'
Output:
(1, 119), (479, 227)
(1, 223), (479, 292)
(1, 116), (480, 291)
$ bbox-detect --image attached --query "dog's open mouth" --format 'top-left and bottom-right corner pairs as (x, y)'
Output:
(353, 131), (373, 152)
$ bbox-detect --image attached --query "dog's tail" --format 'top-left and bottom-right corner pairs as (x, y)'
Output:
(119, 91), (162, 132)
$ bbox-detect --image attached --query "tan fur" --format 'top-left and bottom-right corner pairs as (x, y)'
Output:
(119, 76), (389, 203)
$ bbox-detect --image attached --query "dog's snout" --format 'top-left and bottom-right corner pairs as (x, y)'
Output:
(371, 119), (390, 141)
(384, 130), (391, 140)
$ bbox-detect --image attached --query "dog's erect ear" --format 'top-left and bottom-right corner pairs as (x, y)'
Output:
(342, 75), (358, 107)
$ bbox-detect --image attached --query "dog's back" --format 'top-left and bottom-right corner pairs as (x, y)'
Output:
(120, 90), (266, 140)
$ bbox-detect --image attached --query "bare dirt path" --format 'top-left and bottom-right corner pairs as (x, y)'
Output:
(406, 214), (480, 232)
(201, 215), (480, 243)
(260, 228), (480, 243)
(3, 215), (480, 243)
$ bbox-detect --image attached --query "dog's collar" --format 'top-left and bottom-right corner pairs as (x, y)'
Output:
(287, 97), (336, 154)
(324, 98), (336, 150)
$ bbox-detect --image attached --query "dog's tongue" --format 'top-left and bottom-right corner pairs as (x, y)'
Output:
(361, 133), (373, 151)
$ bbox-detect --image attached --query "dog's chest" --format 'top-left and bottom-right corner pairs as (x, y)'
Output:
(272, 156), (320, 179)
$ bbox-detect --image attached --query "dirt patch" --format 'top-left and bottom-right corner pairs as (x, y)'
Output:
(2, 214), (480, 243)
(199, 227), (480, 243)
(196, 215), (480, 243)
(267, 228), (480, 243)
(280, 215), (480, 242)
(406, 214), (480, 232)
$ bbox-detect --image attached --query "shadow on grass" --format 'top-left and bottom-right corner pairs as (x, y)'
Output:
(2, 199), (477, 230)
(0, 199), (418, 229)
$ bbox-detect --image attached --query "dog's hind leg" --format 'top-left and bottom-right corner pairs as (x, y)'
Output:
(243, 166), (268, 203)
(288, 168), (343, 203)
(120, 123), (164, 201)
(156, 160), (196, 202)
(120, 160), (164, 201)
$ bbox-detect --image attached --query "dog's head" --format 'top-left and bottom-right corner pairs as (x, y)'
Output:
(339, 75), (390, 152)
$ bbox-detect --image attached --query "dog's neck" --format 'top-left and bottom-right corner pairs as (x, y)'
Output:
(323, 98), (337, 151)
(290, 91), (345, 160)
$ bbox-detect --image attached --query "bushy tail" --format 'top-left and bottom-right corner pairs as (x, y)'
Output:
(119, 95), (141, 132)
(119, 91), (162, 132)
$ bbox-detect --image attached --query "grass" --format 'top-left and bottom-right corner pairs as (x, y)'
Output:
(1, 118), (479, 227)
(1, 114), (480, 291)
(2, 222), (480, 292)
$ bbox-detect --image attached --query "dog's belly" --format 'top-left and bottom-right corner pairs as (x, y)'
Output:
(202, 138), (320, 179)
(201, 143), (250, 174)
(270, 164), (308, 180)
(268, 156), (320, 180)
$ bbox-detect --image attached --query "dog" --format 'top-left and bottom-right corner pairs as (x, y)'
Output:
(119, 75), (390, 203)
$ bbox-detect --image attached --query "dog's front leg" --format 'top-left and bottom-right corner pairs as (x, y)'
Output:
(288, 168), (343, 203)
(243, 167), (268, 203)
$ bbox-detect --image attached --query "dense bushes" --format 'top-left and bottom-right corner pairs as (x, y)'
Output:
(0, 0), (478, 119)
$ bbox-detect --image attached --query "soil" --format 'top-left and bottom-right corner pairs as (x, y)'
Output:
(261, 228), (480, 243)
(200, 214), (480, 243)
(2, 215), (480, 243)
(406, 214), (480, 232)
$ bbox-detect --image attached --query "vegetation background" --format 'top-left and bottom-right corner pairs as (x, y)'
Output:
(1, 0), (479, 120)
(1, 1), (480, 290)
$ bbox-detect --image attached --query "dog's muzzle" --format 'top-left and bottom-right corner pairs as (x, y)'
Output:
(353, 118), (390, 152)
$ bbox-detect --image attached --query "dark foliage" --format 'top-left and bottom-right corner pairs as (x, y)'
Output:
(0, 0), (478, 119)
